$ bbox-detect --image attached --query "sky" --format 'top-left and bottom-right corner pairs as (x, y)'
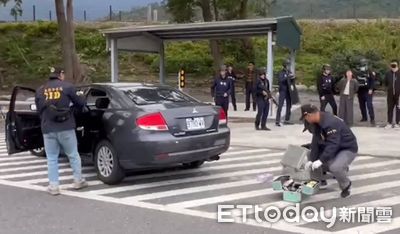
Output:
(0, 0), (160, 21)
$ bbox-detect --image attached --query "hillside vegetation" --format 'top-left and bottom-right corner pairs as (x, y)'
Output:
(0, 20), (399, 89)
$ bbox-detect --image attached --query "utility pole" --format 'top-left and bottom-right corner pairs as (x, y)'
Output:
(49, 10), (52, 21)
(109, 5), (112, 21)
(33, 5), (36, 21)
(84, 10), (87, 21)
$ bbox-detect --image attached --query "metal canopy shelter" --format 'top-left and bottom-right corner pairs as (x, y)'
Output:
(101, 16), (302, 88)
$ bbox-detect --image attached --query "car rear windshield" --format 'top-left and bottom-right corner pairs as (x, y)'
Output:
(120, 87), (197, 105)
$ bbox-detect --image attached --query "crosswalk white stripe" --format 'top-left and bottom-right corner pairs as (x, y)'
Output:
(122, 179), (260, 202)
(231, 161), (400, 217)
(0, 162), (71, 173)
(0, 155), (37, 162)
(168, 160), (400, 209)
(216, 152), (283, 163)
(335, 217), (400, 234)
(87, 157), (376, 196)
(23, 155), (284, 185)
(88, 168), (274, 195)
(222, 149), (270, 156)
(25, 172), (98, 184)
(0, 159), (47, 167)
(0, 166), (94, 179)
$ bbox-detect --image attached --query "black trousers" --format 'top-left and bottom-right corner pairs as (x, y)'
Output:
(358, 89), (375, 121)
(320, 94), (338, 115)
(245, 82), (256, 111)
(216, 96), (229, 118)
(276, 90), (291, 123)
(231, 84), (237, 110)
(387, 95), (400, 124)
(255, 97), (270, 128)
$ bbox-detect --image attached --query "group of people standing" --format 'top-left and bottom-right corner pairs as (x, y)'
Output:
(211, 58), (400, 129)
(317, 59), (400, 128)
(211, 60), (298, 130)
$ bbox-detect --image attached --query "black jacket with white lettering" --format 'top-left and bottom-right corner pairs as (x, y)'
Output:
(35, 77), (86, 134)
(310, 112), (358, 163)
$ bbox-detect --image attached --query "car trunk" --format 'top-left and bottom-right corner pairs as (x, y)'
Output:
(142, 103), (220, 137)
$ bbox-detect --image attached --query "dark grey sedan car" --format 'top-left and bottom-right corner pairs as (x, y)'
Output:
(6, 83), (230, 184)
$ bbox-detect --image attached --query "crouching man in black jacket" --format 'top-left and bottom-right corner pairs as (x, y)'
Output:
(300, 104), (358, 198)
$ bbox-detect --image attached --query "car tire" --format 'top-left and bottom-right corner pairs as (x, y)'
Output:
(30, 148), (46, 157)
(94, 140), (125, 185)
(182, 160), (204, 169)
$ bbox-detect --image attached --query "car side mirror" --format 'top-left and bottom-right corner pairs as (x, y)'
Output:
(95, 97), (110, 109)
(30, 104), (37, 111)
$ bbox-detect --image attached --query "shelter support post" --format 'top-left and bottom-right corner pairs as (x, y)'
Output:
(267, 30), (274, 117)
(110, 38), (119, 83)
(290, 49), (296, 76)
(159, 41), (165, 84)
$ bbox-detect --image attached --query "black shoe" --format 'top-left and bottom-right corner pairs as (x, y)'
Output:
(244, 109), (249, 111)
(234, 107), (237, 111)
(283, 121), (294, 125)
(319, 180), (328, 190)
(261, 127), (271, 131)
(341, 181), (352, 198)
(253, 109), (256, 112)
(255, 126), (260, 130)
(360, 119), (367, 122)
(275, 123), (281, 127)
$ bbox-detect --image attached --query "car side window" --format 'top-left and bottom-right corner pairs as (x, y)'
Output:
(86, 88), (107, 107)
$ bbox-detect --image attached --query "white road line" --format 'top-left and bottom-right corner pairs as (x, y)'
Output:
(122, 179), (260, 202)
(0, 159), (47, 167)
(222, 148), (270, 156)
(88, 168), (274, 195)
(232, 161), (400, 217)
(25, 172), (98, 184)
(0, 166), (94, 179)
(0, 179), (331, 234)
(79, 156), (375, 195)
(168, 159), (400, 209)
(215, 152), (283, 163)
(0, 155), (38, 162)
(0, 162), (70, 173)
(335, 217), (400, 234)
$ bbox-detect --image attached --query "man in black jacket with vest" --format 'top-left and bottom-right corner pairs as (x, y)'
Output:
(301, 104), (358, 198)
(317, 64), (337, 115)
(384, 60), (400, 128)
(35, 67), (88, 195)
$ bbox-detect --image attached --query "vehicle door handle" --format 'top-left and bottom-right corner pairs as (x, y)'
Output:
(76, 126), (84, 137)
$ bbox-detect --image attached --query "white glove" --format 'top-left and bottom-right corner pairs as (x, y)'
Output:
(312, 160), (323, 170)
(304, 161), (313, 171)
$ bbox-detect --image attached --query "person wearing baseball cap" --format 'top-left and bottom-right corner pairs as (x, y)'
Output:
(300, 103), (358, 198)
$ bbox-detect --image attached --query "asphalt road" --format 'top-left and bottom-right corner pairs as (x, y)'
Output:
(1, 132), (400, 234)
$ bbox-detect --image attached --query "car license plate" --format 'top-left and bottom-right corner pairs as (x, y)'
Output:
(186, 117), (205, 130)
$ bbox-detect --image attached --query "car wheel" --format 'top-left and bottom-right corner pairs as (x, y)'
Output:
(94, 140), (125, 185)
(30, 148), (46, 157)
(182, 160), (204, 169)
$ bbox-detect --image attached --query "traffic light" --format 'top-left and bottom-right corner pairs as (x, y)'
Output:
(179, 69), (185, 88)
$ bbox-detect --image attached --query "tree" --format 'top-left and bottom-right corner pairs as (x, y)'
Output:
(55, 0), (83, 84)
(165, 0), (223, 74)
(1, 0), (83, 83)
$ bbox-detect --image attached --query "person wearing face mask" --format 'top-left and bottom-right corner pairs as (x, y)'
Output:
(276, 59), (295, 126)
(317, 64), (338, 115)
(254, 68), (272, 131)
(384, 60), (400, 129)
(355, 58), (376, 126)
(337, 69), (359, 126)
(211, 65), (232, 118)
(226, 65), (237, 111)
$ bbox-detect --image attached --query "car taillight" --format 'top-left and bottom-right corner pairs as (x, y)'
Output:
(219, 109), (227, 125)
(136, 112), (169, 131)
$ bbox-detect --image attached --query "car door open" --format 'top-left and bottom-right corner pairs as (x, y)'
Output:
(6, 86), (43, 154)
